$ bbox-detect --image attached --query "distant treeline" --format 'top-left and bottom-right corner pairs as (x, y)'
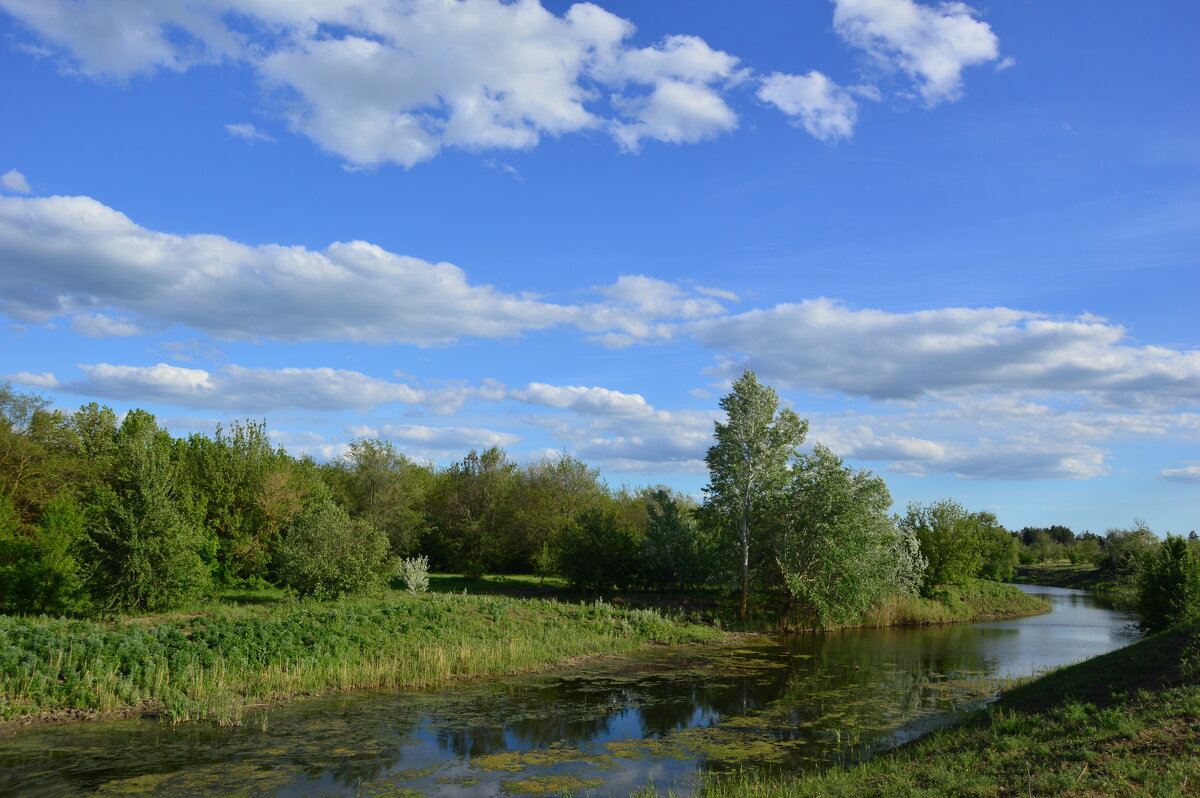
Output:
(2, 374), (1193, 630)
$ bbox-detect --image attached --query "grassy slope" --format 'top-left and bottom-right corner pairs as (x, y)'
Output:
(667, 622), (1200, 797)
(0, 592), (720, 727)
(1013, 562), (1116, 591)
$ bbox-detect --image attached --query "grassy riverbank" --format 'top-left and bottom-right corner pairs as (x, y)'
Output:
(856, 579), (1050, 628)
(639, 621), (1199, 797)
(0, 579), (1046, 730)
(0, 592), (721, 728)
(426, 574), (1049, 630)
(1013, 562), (1114, 590)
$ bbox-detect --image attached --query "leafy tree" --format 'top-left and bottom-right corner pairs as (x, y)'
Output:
(1103, 522), (1159, 579)
(1137, 535), (1200, 633)
(902, 499), (983, 595)
(86, 410), (212, 612)
(774, 445), (919, 628)
(427, 447), (518, 570)
(704, 371), (807, 620)
(640, 488), (702, 590)
(275, 498), (393, 600)
(976, 513), (1019, 581)
(509, 453), (606, 571)
(558, 508), (640, 595)
(324, 437), (432, 556)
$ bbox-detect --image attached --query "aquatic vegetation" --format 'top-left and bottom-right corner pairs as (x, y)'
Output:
(501, 774), (605, 794)
(0, 592), (720, 724)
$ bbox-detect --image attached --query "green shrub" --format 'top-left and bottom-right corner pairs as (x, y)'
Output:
(1137, 535), (1200, 633)
(398, 555), (431, 593)
(275, 500), (393, 600)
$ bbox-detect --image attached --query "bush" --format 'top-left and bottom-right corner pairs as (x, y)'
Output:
(398, 555), (430, 593)
(460, 560), (485, 581)
(1137, 535), (1200, 633)
(276, 499), (393, 600)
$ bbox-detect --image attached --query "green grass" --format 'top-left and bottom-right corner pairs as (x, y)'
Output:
(0, 591), (721, 726)
(634, 622), (1200, 797)
(1013, 562), (1115, 591)
(857, 579), (1051, 628)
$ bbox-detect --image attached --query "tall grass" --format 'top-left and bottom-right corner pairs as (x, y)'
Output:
(0, 593), (720, 725)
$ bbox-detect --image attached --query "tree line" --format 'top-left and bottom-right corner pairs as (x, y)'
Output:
(2, 373), (1194, 630)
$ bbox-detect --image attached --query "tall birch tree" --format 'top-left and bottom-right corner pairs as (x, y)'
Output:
(705, 371), (807, 620)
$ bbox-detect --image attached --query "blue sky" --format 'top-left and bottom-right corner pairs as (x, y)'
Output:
(1, 0), (1196, 535)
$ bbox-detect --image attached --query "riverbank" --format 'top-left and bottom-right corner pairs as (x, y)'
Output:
(1013, 562), (1113, 590)
(0, 581), (1047, 732)
(427, 574), (1049, 630)
(640, 620), (1199, 797)
(0, 592), (722, 730)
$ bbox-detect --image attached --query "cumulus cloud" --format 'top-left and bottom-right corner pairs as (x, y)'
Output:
(510, 383), (655, 418)
(0, 194), (721, 344)
(832, 0), (1001, 105)
(374, 423), (520, 450)
(225, 122), (276, 143)
(1, 170), (31, 194)
(1, 0), (742, 166)
(9, 362), (475, 412)
(1160, 464), (1200, 484)
(758, 71), (858, 141)
(820, 423), (1108, 480)
(691, 299), (1200, 408)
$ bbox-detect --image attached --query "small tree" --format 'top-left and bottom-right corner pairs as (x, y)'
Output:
(397, 555), (430, 593)
(1137, 535), (1200, 633)
(775, 445), (917, 628)
(558, 508), (639, 595)
(275, 499), (393, 600)
(641, 488), (701, 590)
(86, 411), (211, 612)
(902, 499), (983, 596)
(976, 513), (1019, 582)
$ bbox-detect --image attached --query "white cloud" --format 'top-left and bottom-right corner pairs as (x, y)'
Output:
(758, 71), (858, 141)
(832, 0), (1001, 105)
(3, 371), (61, 389)
(510, 383), (655, 418)
(0, 194), (721, 345)
(819, 423), (1108, 481)
(1, 170), (31, 194)
(691, 299), (1200, 408)
(25, 362), (476, 412)
(70, 313), (145, 338)
(375, 423), (520, 450)
(1, 0), (742, 166)
(1160, 464), (1200, 484)
(225, 122), (276, 143)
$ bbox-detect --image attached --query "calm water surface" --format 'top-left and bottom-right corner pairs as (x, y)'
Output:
(0, 586), (1137, 797)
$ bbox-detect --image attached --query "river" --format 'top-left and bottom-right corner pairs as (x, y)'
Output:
(0, 585), (1138, 797)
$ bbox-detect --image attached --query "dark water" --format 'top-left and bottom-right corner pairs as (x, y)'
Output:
(0, 586), (1137, 797)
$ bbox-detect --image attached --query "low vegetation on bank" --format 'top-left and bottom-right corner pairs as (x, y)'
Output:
(0, 591), (720, 727)
(637, 620), (1200, 797)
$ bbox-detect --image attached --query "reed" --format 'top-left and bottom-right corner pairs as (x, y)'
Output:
(0, 592), (720, 725)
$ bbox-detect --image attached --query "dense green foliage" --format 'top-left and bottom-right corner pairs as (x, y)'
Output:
(274, 499), (393, 600)
(774, 445), (923, 628)
(1137, 535), (1200, 633)
(5, 375), (1183, 632)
